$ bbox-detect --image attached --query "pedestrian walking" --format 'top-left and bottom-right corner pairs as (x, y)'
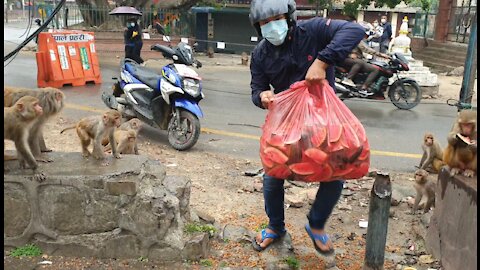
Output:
(249, 0), (364, 255)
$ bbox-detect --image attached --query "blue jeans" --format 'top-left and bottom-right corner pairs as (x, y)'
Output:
(263, 174), (344, 235)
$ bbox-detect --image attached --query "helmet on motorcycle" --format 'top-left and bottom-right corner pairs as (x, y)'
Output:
(249, 0), (297, 37)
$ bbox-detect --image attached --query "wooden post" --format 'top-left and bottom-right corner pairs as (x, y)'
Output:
(363, 172), (392, 270)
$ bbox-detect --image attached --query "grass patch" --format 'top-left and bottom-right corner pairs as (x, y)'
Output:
(184, 223), (217, 236)
(199, 259), (213, 267)
(9, 244), (42, 258)
(255, 222), (268, 232)
(137, 256), (148, 262)
(284, 256), (299, 269)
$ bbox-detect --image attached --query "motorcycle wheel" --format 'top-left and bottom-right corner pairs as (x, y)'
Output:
(388, 80), (422, 110)
(167, 109), (201, 151)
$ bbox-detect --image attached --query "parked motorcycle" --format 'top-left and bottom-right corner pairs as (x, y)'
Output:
(335, 52), (422, 110)
(102, 42), (204, 151)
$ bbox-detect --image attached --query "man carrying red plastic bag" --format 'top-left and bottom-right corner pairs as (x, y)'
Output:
(249, 0), (367, 256)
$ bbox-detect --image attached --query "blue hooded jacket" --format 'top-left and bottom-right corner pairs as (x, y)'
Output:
(250, 17), (365, 109)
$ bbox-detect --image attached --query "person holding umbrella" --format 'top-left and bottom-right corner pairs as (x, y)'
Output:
(109, 6), (144, 64)
(124, 17), (144, 64)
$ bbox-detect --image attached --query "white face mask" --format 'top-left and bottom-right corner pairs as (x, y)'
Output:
(381, 19), (387, 24)
(260, 19), (288, 46)
(373, 22), (379, 27)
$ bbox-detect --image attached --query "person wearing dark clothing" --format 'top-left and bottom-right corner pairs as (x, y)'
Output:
(380, 15), (393, 53)
(341, 29), (391, 95)
(249, 0), (364, 255)
(124, 18), (144, 64)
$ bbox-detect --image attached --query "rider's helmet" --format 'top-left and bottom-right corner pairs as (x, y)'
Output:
(358, 21), (373, 37)
(249, 0), (297, 37)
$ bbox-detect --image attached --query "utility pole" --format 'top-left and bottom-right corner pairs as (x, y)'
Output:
(459, 12), (477, 107)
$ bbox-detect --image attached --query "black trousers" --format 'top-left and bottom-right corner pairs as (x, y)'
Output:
(125, 41), (144, 64)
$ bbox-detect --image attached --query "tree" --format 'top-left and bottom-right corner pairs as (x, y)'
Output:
(342, 0), (412, 18)
(308, 0), (334, 16)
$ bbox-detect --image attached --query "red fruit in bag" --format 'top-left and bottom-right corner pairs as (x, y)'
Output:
(304, 148), (328, 164)
(267, 134), (284, 148)
(261, 155), (275, 168)
(333, 166), (355, 177)
(289, 162), (317, 175)
(329, 124), (343, 143)
(358, 149), (370, 161)
(267, 164), (292, 179)
(311, 127), (327, 147)
(305, 164), (334, 181)
(264, 147), (289, 164)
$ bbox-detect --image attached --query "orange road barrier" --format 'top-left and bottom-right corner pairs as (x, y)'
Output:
(36, 30), (102, 88)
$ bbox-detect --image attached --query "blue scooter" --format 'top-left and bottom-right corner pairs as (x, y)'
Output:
(102, 42), (204, 151)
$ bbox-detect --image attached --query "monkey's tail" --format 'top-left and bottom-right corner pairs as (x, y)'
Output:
(60, 125), (76, 134)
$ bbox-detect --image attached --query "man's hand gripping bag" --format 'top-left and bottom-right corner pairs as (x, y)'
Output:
(260, 80), (370, 182)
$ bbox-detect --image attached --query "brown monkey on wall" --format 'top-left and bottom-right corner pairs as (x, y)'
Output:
(4, 96), (46, 182)
(412, 169), (436, 214)
(60, 110), (122, 160)
(443, 110), (477, 177)
(105, 129), (139, 155)
(101, 118), (143, 147)
(419, 132), (444, 173)
(4, 86), (65, 161)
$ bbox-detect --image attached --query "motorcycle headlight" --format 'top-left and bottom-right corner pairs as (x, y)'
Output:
(184, 78), (201, 97)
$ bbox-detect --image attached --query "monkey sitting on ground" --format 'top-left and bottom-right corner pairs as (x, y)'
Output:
(418, 132), (444, 173)
(412, 169), (436, 214)
(4, 96), (46, 182)
(104, 129), (139, 155)
(60, 110), (122, 160)
(443, 110), (477, 177)
(4, 86), (65, 162)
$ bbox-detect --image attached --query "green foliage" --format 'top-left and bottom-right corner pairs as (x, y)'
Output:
(199, 259), (213, 267)
(184, 222), (217, 236)
(308, 0), (334, 10)
(284, 256), (300, 269)
(255, 222), (268, 232)
(9, 244), (42, 258)
(342, 0), (429, 18)
(409, 0), (438, 11)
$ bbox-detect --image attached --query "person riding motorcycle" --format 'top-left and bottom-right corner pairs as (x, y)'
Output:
(340, 23), (391, 96)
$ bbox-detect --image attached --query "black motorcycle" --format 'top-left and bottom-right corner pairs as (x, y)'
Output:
(335, 52), (422, 110)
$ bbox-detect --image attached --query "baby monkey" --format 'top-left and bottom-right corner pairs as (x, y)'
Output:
(419, 132), (444, 173)
(412, 169), (436, 214)
(61, 110), (122, 160)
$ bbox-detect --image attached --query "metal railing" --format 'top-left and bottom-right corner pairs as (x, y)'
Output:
(412, 12), (436, 38)
(5, 4), (195, 37)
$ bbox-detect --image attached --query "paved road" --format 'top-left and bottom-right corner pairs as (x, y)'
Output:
(3, 40), (466, 173)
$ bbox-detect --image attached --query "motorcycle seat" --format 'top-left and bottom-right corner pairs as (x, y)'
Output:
(125, 62), (162, 90)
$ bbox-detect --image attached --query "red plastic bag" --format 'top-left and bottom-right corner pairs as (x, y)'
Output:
(260, 80), (370, 182)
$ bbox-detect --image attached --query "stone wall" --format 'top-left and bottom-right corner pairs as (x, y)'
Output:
(425, 168), (477, 270)
(4, 152), (208, 261)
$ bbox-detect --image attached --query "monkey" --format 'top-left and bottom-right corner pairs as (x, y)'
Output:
(4, 86), (65, 161)
(412, 169), (436, 214)
(4, 96), (46, 182)
(443, 110), (477, 177)
(60, 110), (122, 160)
(105, 129), (139, 155)
(101, 118), (143, 147)
(418, 132), (444, 173)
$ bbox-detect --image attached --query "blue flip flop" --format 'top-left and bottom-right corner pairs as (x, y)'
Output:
(252, 228), (283, 252)
(305, 224), (335, 255)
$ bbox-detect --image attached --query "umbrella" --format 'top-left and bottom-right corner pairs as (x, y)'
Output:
(109, 6), (142, 16)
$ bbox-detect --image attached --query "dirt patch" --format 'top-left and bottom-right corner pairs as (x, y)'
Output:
(4, 113), (441, 270)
